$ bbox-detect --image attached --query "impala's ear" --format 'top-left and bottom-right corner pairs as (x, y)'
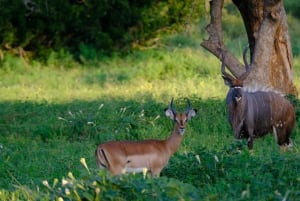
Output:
(165, 108), (175, 120)
(187, 109), (197, 120)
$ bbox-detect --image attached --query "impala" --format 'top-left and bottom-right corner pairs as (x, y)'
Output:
(95, 98), (197, 177)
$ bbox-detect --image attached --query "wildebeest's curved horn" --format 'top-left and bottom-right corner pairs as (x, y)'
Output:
(221, 52), (236, 80)
(239, 46), (251, 81)
(243, 45), (250, 72)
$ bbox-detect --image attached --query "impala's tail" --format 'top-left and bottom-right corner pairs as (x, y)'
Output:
(95, 147), (110, 169)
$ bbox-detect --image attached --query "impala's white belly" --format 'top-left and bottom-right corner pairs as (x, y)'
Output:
(122, 154), (156, 173)
(123, 167), (147, 173)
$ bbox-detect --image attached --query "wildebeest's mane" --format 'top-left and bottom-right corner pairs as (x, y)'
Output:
(242, 84), (284, 96)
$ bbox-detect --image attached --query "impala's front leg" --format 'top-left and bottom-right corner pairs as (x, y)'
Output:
(150, 170), (161, 178)
(150, 168), (162, 177)
(110, 166), (124, 175)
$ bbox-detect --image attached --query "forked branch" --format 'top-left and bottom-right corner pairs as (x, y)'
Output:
(202, 0), (298, 95)
(201, 0), (245, 78)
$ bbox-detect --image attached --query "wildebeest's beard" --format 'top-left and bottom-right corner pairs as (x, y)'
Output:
(226, 88), (246, 139)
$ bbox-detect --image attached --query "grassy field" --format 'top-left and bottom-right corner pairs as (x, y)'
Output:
(1, 24), (300, 200)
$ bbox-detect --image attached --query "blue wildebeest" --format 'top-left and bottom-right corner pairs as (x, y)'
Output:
(221, 48), (295, 149)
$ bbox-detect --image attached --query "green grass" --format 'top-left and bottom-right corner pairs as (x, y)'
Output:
(0, 48), (226, 102)
(1, 23), (300, 200)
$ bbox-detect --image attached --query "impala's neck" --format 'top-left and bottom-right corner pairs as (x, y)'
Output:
(165, 124), (185, 156)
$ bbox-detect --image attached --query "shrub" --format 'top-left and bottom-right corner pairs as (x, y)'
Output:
(0, 0), (204, 60)
(0, 158), (201, 201)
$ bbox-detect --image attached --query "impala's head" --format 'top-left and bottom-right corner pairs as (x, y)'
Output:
(221, 47), (250, 106)
(165, 98), (197, 135)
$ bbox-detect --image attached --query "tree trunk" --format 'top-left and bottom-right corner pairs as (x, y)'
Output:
(201, 0), (298, 96)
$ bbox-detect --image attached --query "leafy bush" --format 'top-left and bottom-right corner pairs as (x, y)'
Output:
(2, 144), (300, 200)
(284, 0), (300, 19)
(0, 158), (200, 201)
(0, 0), (204, 60)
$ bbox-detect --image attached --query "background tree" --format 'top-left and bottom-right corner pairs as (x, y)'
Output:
(201, 0), (298, 96)
(0, 0), (203, 61)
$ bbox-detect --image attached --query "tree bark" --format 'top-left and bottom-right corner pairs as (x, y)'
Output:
(201, 0), (298, 96)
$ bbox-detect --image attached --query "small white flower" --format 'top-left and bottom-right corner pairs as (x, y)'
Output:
(65, 188), (70, 195)
(58, 117), (67, 121)
(143, 168), (148, 179)
(62, 178), (69, 186)
(57, 197), (64, 201)
(42, 180), (51, 189)
(53, 178), (59, 188)
(98, 104), (104, 110)
(214, 155), (219, 163)
(153, 115), (160, 121)
(68, 172), (75, 180)
(80, 158), (90, 174)
(68, 111), (75, 118)
(195, 154), (201, 164)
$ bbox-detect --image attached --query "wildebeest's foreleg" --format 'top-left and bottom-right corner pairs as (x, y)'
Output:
(247, 128), (254, 149)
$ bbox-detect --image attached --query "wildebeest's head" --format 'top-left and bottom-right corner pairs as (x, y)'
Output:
(221, 48), (250, 138)
(221, 48), (250, 106)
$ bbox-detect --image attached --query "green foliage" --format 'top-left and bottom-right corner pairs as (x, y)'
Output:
(0, 161), (200, 201)
(1, 21), (300, 200)
(287, 16), (300, 56)
(2, 145), (300, 200)
(0, 0), (204, 60)
(284, 0), (300, 19)
(1, 68), (300, 200)
(46, 49), (75, 68)
(46, 169), (199, 201)
(0, 53), (28, 72)
(165, 144), (300, 200)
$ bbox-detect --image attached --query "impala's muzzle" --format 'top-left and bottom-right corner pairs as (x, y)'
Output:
(179, 127), (185, 135)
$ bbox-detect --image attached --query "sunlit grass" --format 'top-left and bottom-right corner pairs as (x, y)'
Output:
(2, 47), (299, 104)
(0, 48), (228, 103)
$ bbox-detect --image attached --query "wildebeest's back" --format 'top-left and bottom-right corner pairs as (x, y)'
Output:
(245, 91), (273, 136)
(268, 92), (295, 131)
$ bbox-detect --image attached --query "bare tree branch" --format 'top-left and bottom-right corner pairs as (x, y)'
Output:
(201, 0), (245, 78)
(202, 0), (298, 95)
